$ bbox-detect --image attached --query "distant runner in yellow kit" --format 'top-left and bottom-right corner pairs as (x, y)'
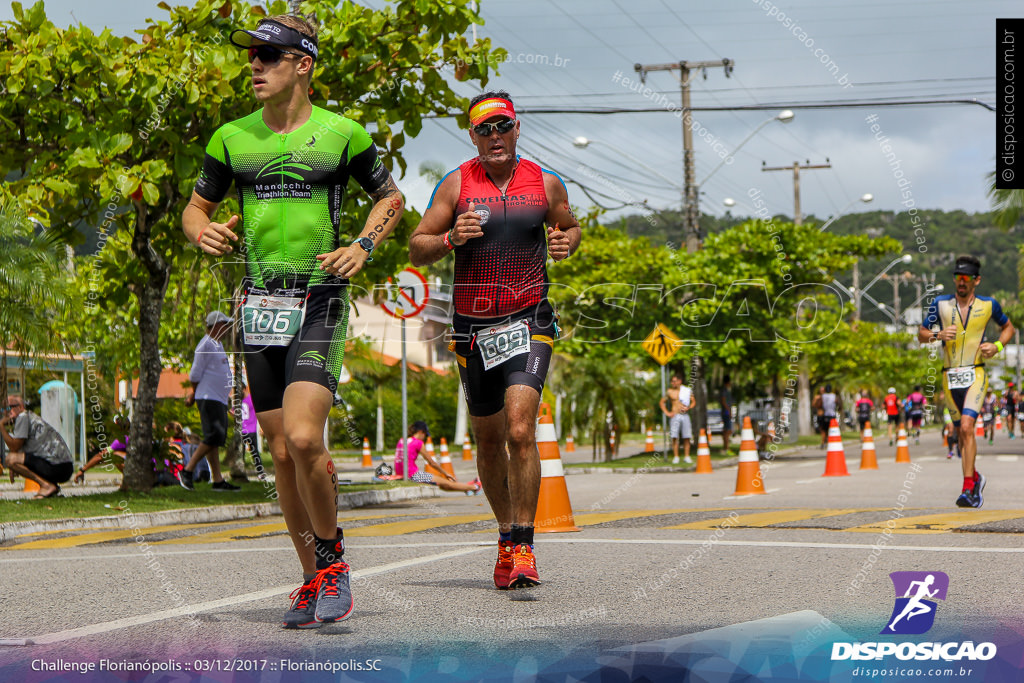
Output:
(919, 255), (1014, 508)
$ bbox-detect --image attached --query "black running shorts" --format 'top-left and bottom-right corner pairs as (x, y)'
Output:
(453, 302), (556, 417)
(243, 283), (349, 413)
(24, 453), (73, 484)
(197, 399), (229, 447)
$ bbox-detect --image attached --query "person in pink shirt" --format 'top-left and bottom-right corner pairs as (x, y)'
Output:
(394, 421), (481, 494)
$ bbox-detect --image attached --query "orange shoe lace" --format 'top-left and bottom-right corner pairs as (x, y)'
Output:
(311, 562), (349, 598)
(289, 582), (316, 610)
(498, 543), (514, 564)
(511, 544), (535, 570)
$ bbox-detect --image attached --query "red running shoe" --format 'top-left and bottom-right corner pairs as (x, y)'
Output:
(493, 541), (514, 589)
(507, 543), (540, 589)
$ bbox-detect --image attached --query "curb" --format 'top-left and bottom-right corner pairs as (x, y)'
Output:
(0, 485), (441, 544)
(566, 457), (741, 474)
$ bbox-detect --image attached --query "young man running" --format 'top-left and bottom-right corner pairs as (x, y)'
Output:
(919, 255), (1014, 508)
(182, 14), (403, 627)
(409, 91), (580, 590)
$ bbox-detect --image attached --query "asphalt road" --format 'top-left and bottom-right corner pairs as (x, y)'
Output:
(1, 428), (1023, 682)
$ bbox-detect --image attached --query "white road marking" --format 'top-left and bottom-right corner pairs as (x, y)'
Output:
(996, 455), (1019, 462)
(4, 546), (487, 646)
(538, 537), (1024, 553)
(917, 456), (939, 462)
(794, 461), (821, 468)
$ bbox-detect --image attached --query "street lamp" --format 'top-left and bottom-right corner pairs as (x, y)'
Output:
(571, 136), (683, 191)
(862, 254), (912, 295)
(698, 110), (794, 189)
(818, 193), (874, 232)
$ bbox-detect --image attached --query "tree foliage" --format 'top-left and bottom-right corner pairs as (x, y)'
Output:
(0, 0), (503, 490)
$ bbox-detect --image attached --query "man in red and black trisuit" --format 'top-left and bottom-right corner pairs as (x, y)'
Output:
(409, 91), (581, 590)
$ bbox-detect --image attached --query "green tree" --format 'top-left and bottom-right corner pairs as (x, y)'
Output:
(0, 199), (74, 406)
(1, 0), (502, 490)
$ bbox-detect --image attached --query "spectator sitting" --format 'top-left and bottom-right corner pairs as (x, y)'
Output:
(394, 421), (481, 494)
(0, 395), (73, 498)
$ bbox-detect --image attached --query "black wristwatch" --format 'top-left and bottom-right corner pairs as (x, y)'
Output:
(352, 236), (375, 255)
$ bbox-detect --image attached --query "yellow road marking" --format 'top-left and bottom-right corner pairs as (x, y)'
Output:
(153, 513), (421, 545)
(844, 510), (1024, 534)
(10, 522), (225, 549)
(345, 514), (494, 537)
(573, 509), (723, 526)
(664, 508), (884, 530)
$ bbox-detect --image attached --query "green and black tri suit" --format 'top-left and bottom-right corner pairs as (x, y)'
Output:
(194, 106), (392, 411)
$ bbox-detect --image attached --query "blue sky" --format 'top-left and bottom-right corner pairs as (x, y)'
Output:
(1, 0), (1009, 223)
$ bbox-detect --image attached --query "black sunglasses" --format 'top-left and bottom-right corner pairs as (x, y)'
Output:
(248, 45), (303, 64)
(473, 119), (516, 136)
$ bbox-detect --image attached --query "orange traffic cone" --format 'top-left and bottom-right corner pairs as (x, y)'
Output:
(860, 421), (878, 470)
(361, 437), (373, 467)
(976, 419), (985, 437)
(437, 442), (455, 478)
(24, 477), (40, 493)
(895, 423), (911, 463)
(535, 403), (580, 533)
(996, 413), (1002, 431)
(695, 429), (713, 474)
(644, 429), (655, 453)
(424, 436), (443, 477)
(823, 418), (850, 476)
(439, 437), (452, 470)
(733, 416), (765, 495)
(565, 433), (576, 453)
(462, 432), (473, 461)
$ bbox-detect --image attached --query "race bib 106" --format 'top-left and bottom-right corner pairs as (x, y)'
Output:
(242, 294), (304, 346)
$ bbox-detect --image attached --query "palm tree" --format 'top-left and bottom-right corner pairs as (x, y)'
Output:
(550, 351), (651, 462)
(986, 170), (1024, 229)
(0, 202), (74, 407)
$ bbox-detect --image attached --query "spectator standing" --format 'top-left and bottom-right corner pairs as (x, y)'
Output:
(179, 311), (240, 491)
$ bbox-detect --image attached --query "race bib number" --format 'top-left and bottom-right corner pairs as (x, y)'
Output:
(478, 320), (530, 371)
(946, 366), (976, 390)
(242, 294), (304, 346)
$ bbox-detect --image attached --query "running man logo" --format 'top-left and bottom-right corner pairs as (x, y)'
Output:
(881, 571), (949, 635)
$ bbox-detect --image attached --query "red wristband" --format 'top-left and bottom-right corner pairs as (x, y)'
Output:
(197, 226), (208, 246)
(443, 230), (455, 250)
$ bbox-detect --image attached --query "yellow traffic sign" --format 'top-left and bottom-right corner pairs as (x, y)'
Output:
(642, 323), (684, 366)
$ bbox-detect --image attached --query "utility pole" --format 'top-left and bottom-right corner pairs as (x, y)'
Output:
(761, 160), (832, 225)
(852, 260), (861, 322)
(634, 59), (734, 253)
(761, 159), (832, 438)
(634, 59), (733, 441)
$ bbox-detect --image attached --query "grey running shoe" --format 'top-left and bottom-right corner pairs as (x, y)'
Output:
(312, 562), (353, 623)
(211, 479), (241, 491)
(282, 582), (320, 629)
(955, 472), (986, 508)
(177, 469), (195, 491)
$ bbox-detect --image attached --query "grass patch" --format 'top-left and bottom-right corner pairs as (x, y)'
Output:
(0, 480), (419, 524)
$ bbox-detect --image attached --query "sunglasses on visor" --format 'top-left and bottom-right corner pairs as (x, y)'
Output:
(472, 119), (516, 136)
(247, 45), (304, 64)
